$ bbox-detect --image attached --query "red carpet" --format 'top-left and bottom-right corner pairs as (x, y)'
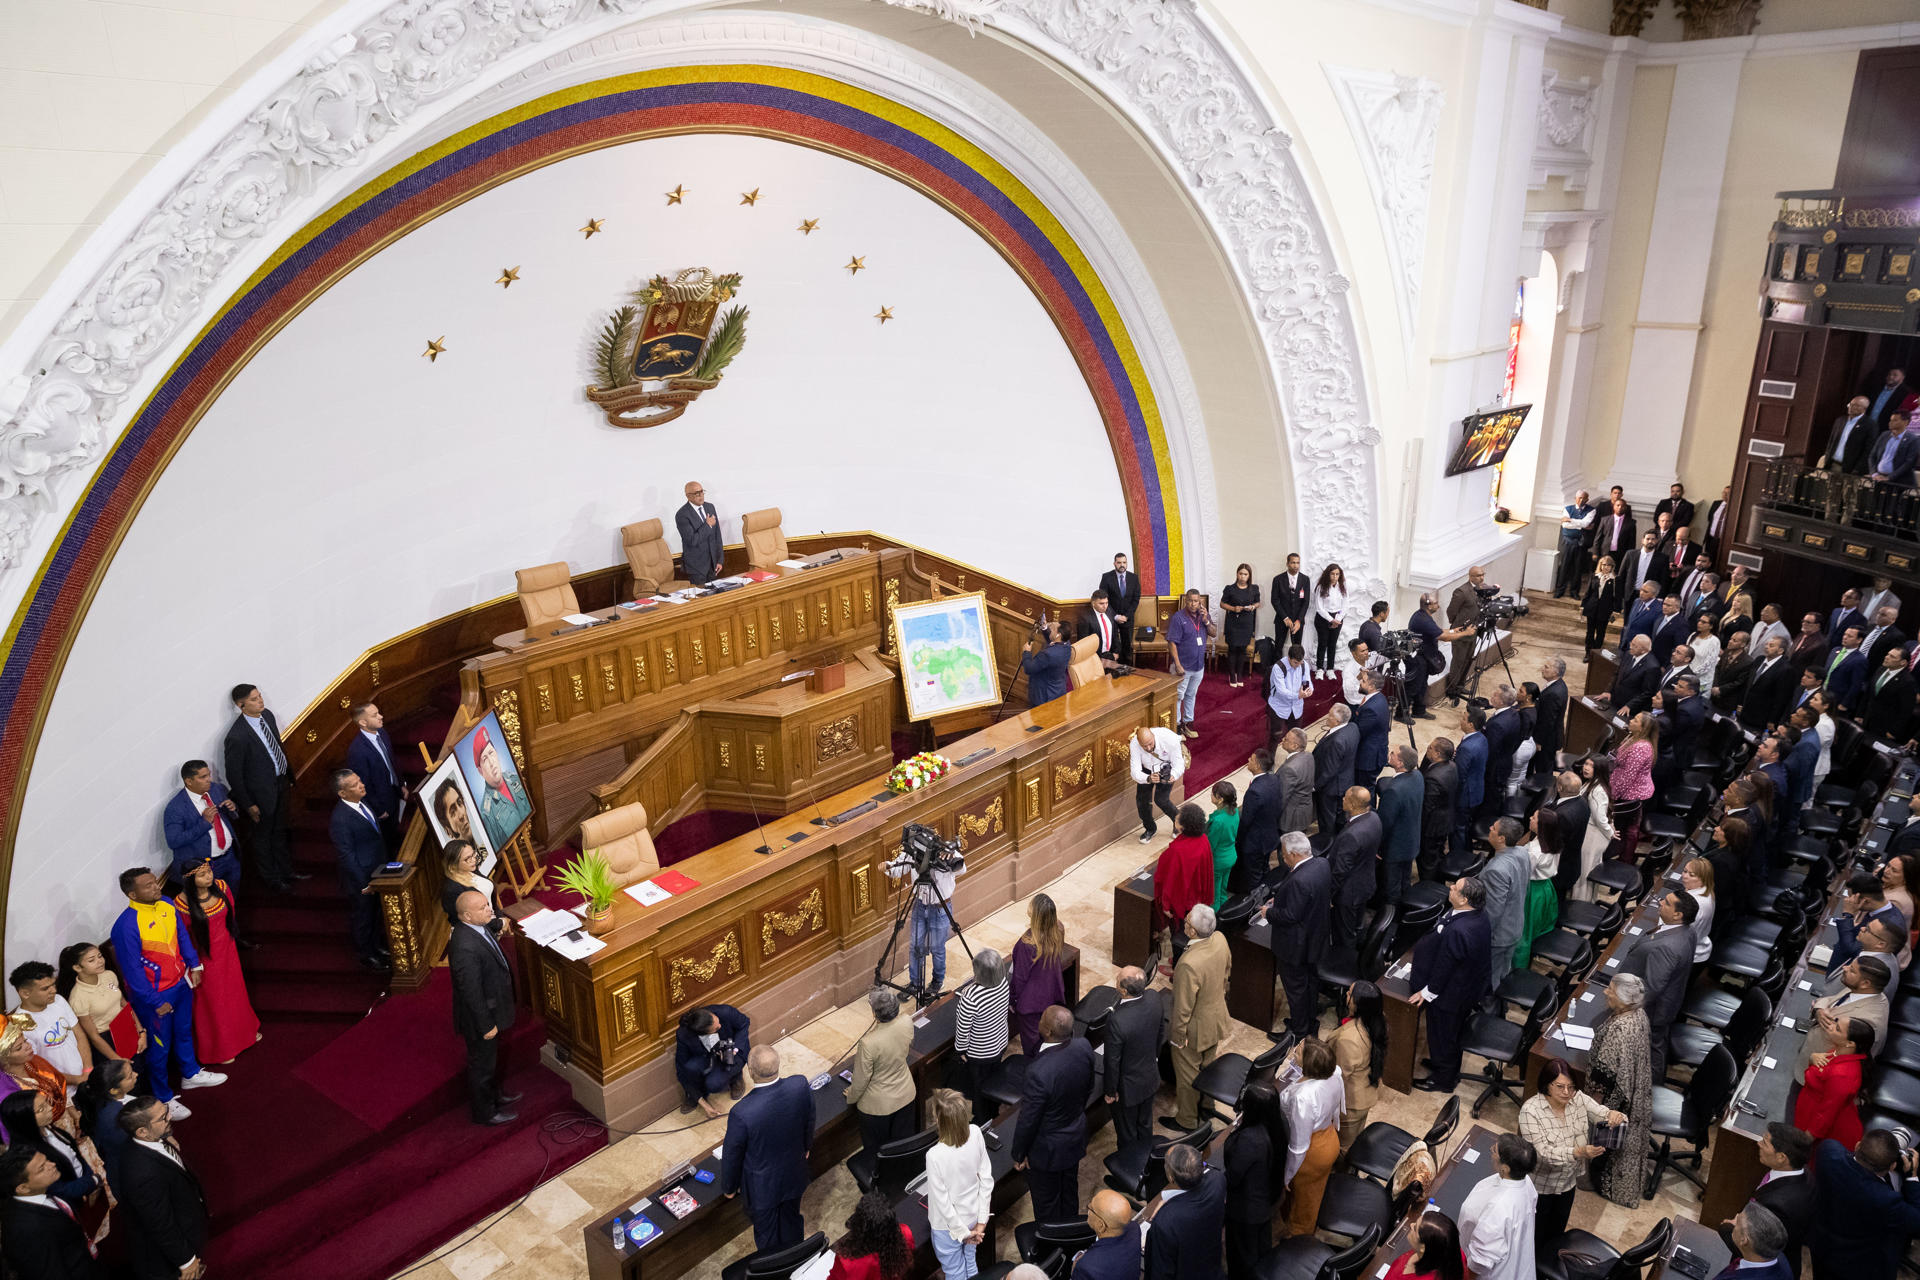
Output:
(1177, 666), (1343, 793)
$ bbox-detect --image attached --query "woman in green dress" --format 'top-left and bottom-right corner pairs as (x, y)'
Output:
(1518, 807), (1560, 969)
(1208, 780), (1240, 908)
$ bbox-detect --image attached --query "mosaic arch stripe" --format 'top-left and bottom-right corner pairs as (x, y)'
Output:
(0, 65), (1184, 832)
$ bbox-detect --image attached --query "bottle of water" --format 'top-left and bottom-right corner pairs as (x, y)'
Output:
(611, 1217), (627, 1251)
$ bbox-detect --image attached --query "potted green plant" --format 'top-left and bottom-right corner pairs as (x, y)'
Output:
(556, 850), (620, 936)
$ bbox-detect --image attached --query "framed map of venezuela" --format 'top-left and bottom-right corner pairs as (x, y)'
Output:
(892, 593), (1002, 722)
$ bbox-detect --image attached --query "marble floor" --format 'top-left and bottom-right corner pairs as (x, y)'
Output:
(393, 594), (1697, 1280)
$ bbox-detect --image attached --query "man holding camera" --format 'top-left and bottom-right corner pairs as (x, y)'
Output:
(1021, 619), (1072, 707)
(1129, 724), (1186, 844)
(1407, 593), (1445, 719)
(885, 833), (966, 1008)
(1442, 566), (1490, 702)
(1808, 1127), (1920, 1279)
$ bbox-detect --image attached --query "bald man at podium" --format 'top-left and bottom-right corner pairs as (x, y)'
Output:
(676, 480), (723, 584)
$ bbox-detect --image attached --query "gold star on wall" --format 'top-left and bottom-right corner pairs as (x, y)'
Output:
(580, 218), (604, 238)
(798, 218), (819, 235)
(422, 337), (447, 362)
(665, 185), (687, 206)
(874, 306), (894, 324)
(740, 188), (762, 206)
(496, 266), (520, 288)
(845, 256), (867, 275)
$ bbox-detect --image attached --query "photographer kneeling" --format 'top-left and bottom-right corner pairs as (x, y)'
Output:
(1130, 724), (1187, 845)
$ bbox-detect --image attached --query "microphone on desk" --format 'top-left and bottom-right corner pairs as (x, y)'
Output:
(742, 780), (777, 855)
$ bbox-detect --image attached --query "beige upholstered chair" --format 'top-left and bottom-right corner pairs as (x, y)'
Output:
(741, 508), (789, 569)
(578, 802), (660, 888)
(515, 562), (579, 631)
(1066, 634), (1106, 690)
(621, 519), (685, 594)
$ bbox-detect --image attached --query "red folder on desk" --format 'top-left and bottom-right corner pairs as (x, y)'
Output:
(651, 869), (701, 894)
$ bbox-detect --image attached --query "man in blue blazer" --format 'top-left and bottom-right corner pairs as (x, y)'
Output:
(163, 761), (242, 888)
(1143, 1144), (1225, 1280)
(722, 1045), (815, 1252)
(1012, 1006), (1097, 1225)
(1823, 625), (1869, 712)
(675, 481), (725, 584)
(1808, 1130), (1920, 1279)
(1377, 745), (1423, 905)
(345, 702), (407, 846)
(1479, 689), (1524, 821)
(1620, 582), (1664, 650)
(1452, 707), (1488, 861)
(1829, 590), (1868, 646)
(327, 768), (391, 971)
(1651, 676), (1707, 791)
(1410, 876), (1492, 1092)
(1351, 675), (1391, 792)
(1865, 412), (1920, 484)
(1325, 789), (1381, 947)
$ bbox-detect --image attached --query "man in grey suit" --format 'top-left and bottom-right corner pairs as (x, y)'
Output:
(1478, 817), (1530, 990)
(1620, 889), (1698, 1082)
(1276, 729), (1316, 837)
(675, 479), (724, 584)
(1102, 966), (1164, 1153)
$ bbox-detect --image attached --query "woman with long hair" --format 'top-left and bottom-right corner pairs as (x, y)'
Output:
(1582, 555), (1621, 652)
(1384, 1210), (1466, 1280)
(1720, 592), (1756, 645)
(828, 1190), (913, 1280)
(172, 858), (260, 1065)
(1608, 712), (1658, 863)
(1312, 564), (1346, 677)
(1808, 689), (1838, 791)
(1712, 817), (1753, 921)
(1794, 1018), (1870, 1148)
(0, 1088), (111, 1241)
(1682, 857), (1717, 961)
(1882, 852), (1919, 939)
(440, 837), (497, 922)
(1280, 1038), (1343, 1235)
(1009, 895), (1066, 1056)
(1520, 809), (1560, 967)
(1224, 1081), (1289, 1280)
(1570, 756), (1615, 903)
(57, 941), (141, 1064)
(1329, 981), (1386, 1148)
(1221, 563), (1261, 688)
(1155, 806), (1215, 957)
(1518, 1057), (1625, 1253)
(1689, 613), (1722, 688)
(1208, 782), (1240, 909)
(1266, 644), (1314, 748)
(923, 1089), (993, 1280)
(80, 1057), (136, 1198)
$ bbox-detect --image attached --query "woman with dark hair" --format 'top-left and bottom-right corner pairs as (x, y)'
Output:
(440, 837), (497, 921)
(1570, 755), (1615, 903)
(1207, 782), (1239, 909)
(0, 1011), (72, 1140)
(0, 1089), (110, 1238)
(1221, 564), (1261, 688)
(1312, 564), (1347, 677)
(1154, 805), (1216, 958)
(1384, 1209), (1466, 1280)
(1794, 1018), (1870, 1147)
(1608, 712), (1658, 863)
(58, 941), (141, 1063)
(172, 858), (260, 1065)
(1329, 981), (1386, 1148)
(1518, 1057), (1624, 1252)
(1224, 1081), (1289, 1280)
(1520, 809), (1560, 968)
(1711, 817), (1752, 926)
(1009, 895), (1066, 1056)
(1280, 1038), (1343, 1235)
(1882, 852), (1919, 943)
(828, 1190), (913, 1280)
(80, 1058), (137, 1197)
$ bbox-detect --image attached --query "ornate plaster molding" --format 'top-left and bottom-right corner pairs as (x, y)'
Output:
(1324, 64), (1444, 351)
(0, 0), (1379, 599)
(1532, 69), (1598, 191)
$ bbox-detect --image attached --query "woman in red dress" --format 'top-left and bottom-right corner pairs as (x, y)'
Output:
(1383, 1209), (1465, 1280)
(173, 860), (261, 1065)
(1153, 803), (1217, 961)
(1794, 1018), (1870, 1149)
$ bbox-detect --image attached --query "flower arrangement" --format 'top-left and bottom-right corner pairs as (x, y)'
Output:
(887, 752), (952, 794)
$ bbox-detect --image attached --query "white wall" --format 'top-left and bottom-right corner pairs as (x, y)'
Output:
(6, 130), (1126, 964)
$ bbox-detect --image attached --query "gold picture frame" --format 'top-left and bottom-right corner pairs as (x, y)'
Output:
(890, 591), (1003, 722)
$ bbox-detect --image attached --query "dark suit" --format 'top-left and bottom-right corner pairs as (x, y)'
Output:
(1864, 378), (1916, 428)
(1808, 1136), (1920, 1280)
(1829, 606), (1869, 644)
(1, 1197), (106, 1280)
(1312, 724), (1356, 834)
(1104, 992), (1164, 1152)
(1866, 429), (1920, 482)
(1353, 693), (1390, 780)
(1074, 1222), (1143, 1280)
(1653, 693), (1707, 790)
(1608, 654), (1660, 718)
(721, 1075), (815, 1250)
(1419, 759), (1457, 881)
(675, 500), (724, 584)
(1101, 569), (1143, 664)
(1713, 650), (1757, 715)
(161, 783), (242, 888)
(1702, 499), (1731, 560)
(1377, 770), (1422, 903)
(120, 1142), (207, 1280)
(1621, 595), (1664, 650)
(1863, 668), (1917, 743)
(1788, 631), (1830, 677)
(329, 798), (389, 961)
(1081, 607), (1122, 663)
(1621, 547), (1667, 598)
(1740, 656), (1796, 732)
(1409, 608), (1442, 711)
(1864, 626), (1910, 673)
(346, 728), (405, 841)
(1654, 496), (1695, 535)
(1022, 642), (1072, 706)
(1012, 1038), (1097, 1224)
(1230, 772), (1283, 895)
(222, 710), (293, 887)
(1582, 574), (1622, 650)
(1408, 908), (1491, 1088)
(1268, 855), (1332, 1039)
(1223, 1124), (1275, 1280)
(1889, 818), (1920, 858)
(1269, 571), (1310, 647)
(1144, 1167), (1226, 1280)
(1650, 610), (1691, 660)
(1546, 794), (1590, 901)
(1325, 811), (1380, 948)
(1590, 512), (1636, 565)
(1829, 412), (1876, 475)
(1453, 732), (1487, 860)
(1480, 707), (1523, 819)
(448, 918), (517, 1121)
(1533, 678), (1568, 777)
(675, 1004), (750, 1104)
(1620, 924), (1693, 1081)
(1278, 749), (1315, 835)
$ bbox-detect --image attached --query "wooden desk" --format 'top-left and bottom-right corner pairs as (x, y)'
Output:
(1566, 695), (1624, 757)
(1111, 870), (1155, 971)
(1527, 882), (1676, 1099)
(1651, 1218), (1731, 1280)
(525, 672), (1173, 1123)
(1584, 650), (1619, 698)
(1377, 955), (1421, 1095)
(1364, 1124), (1500, 1270)
(1109, 867), (1274, 1031)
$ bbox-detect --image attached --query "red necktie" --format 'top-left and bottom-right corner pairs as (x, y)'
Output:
(204, 800), (226, 851)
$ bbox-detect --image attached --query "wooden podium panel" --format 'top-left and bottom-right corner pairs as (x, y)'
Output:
(521, 671), (1172, 1122)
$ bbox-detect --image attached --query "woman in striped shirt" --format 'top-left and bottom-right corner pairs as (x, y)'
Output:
(953, 949), (1010, 1121)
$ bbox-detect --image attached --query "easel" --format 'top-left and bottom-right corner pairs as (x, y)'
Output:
(417, 703), (547, 903)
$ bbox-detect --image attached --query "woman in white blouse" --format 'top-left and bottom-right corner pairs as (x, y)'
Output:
(1311, 564), (1346, 678)
(1280, 1039), (1344, 1236)
(1682, 856), (1716, 963)
(1687, 613), (1721, 688)
(922, 1089), (994, 1279)
(1808, 689), (1837, 791)
(1570, 756), (1616, 903)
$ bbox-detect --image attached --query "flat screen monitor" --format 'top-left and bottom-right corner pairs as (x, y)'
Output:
(1444, 404), (1532, 476)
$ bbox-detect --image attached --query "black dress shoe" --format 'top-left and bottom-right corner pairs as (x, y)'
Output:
(1156, 1117), (1185, 1132)
(236, 939), (261, 952)
(358, 954), (390, 972)
(480, 1110), (519, 1126)
(1414, 710), (1436, 721)
(498, 1090), (523, 1105)
(1412, 1077), (1456, 1093)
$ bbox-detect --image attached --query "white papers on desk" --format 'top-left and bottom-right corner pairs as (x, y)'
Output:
(1460, 1147), (1480, 1163)
(1762, 1056), (1778, 1071)
(777, 558), (810, 569)
(1627, 926), (1644, 936)
(626, 880), (672, 907)
(1390, 962), (1413, 981)
(710, 575), (753, 588)
(550, 932), (606, 961)
(1798, 979), (1814, 991)
(1781, 1017), (1796, 1030)
(1809, 944), (1833, 968)
(1557, 1024), (1594, 1050)
(1605, 957), (1620, 969)
(563, 612), (602, 626)
(914, 1016), (930, 1029)
(520, 908), (583, 945)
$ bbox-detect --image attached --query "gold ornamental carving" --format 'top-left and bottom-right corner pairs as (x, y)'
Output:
(882, 579), (899, 652)
(816, 714), (859, 764)
(305, 730), (317, 742)
(379, 894), (419, 970)
(840, 595), (851, 623)
(746, 622), (758, 651)
(369, 659), (381, 687)
(668, 931), (742, 1003)
(537, 683), (553, 713)
(771, 616), (783, 643)
(1908, 289), (1920, 304)
(541, 962), (565, 1018)
(818, 601), (830, 631)
(1054, 749), (1094, 800)
(611, 982), (640, 1037)
(794, 609), (806, 641)
(754, 742), (767, 774)
(1846, 207), (1920, 230)
(1105, 737), (1130, 771)
(664, 644), (677, 675)
(760, 886), (826, 958)
(956, 797), (1004, 850)
(1815, 284), (1828, 297)
(852, 865), (871, 911)
(493, 689), (526, 768)
(1609, 0), (1656, 36)
(1024, 777), (1041, 821)
(863, 585), (873, 620)
(340, 696), (351, 709)
(718, 740), (733, 771)
(633, 653), (648, 687)
(602, 664), (617, 695)
(720, 628), (731, 658)
(692, 636), (705, 666)
(570, 672), (585, 703)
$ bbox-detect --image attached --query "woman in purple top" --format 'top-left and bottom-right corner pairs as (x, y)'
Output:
(1008, 894), (1066, 1056)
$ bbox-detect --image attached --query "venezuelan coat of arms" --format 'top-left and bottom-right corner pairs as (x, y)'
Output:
(587, 267), (749, 428)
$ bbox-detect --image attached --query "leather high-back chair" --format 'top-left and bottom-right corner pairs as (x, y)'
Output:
(1066, 635), (1105, 689)
(741, 508), (788, 569)
(515, 562), (579, 631)
(577, 802), (660, 888)
(621, 518), (682, 594)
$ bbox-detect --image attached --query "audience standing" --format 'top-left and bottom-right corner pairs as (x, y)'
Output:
(721, 1045), (814, 1251)
(1261, 833), (1330, 1044)
(1144, 1143), (1225, 1280)
(1457, 1134), (1538, 1280)
(1010, 896), (1067, 1057)
(221, 684), (298, 893)
(1584, 973), (1653, 1208)
(1102, 966), (1163, 1153)
(1517, 1058), (1623, 1253)
(923, 1089), (993, 1280)
(953, 950), (1010, 1120)
(1011, 1006), (1094, 1225)
(108, 870), (224, 1120)
(845, 988), (916, 1158)
(1410, 877), (1492, 1093)
(1169, 905), (1231, 1131)
(116, 1096), (208, 1280)
(169, 861), (259, 1065)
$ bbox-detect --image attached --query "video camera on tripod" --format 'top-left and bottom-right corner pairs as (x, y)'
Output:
(895, 822), (965, 879)
(1375, 628), (1418, 668)
(1474, 585), (1530, 635)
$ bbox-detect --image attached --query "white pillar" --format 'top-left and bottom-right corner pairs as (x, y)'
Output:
(1605, 45), (1746, 509)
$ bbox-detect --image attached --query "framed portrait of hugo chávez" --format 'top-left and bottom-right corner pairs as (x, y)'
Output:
(892, 592), (1003, 722)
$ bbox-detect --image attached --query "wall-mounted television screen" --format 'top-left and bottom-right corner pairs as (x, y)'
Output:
(1444, 405), (1532, 476)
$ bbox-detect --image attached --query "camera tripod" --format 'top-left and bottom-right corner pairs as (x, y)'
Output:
(1457, 618), (1520, 705)
(1379, 654), (1422, 755)
(871, 849), (975, 1004)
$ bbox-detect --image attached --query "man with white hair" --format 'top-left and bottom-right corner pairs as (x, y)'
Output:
(720, 1044), (814, 1250)
(1532, 657), (1569, 780)
(1552, 489), (1596, 598)
(1168, 904), (1231, 1130)
(1259, 833), (1330, 1042)
(1311, 704), (1356, 835)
